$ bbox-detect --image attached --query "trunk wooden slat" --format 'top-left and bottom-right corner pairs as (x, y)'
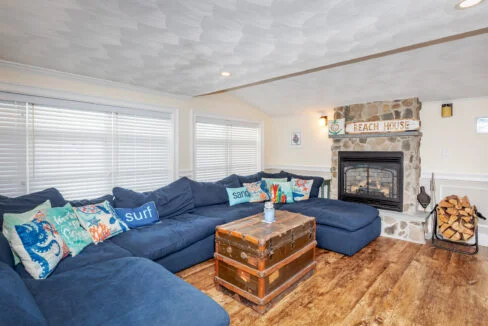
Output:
(214, 210), (317, 314)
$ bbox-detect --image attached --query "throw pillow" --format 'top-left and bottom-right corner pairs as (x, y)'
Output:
(73, 201), (128, 244)
(2, 200), (52, 265)
(45, 203), (93, 256)
(282, 171), (324, 198)
(261, 177), (287, 189)
(9, 217), (69, 279)
(269, 181), (294, 204)
(291, 178), (314, 201)
(226, 187), (251, 206)
(243, 181), (269, 203)
(115, 201), (159, 228)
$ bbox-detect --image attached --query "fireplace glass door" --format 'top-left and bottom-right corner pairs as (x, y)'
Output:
(339, 151), (403, 211)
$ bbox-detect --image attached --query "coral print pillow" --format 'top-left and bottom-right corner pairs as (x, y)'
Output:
(269, 181), (294, 204)
(291, 178), (314, 202)
(74, 201), (128, 244)
(243, 181), (269, 203)
(45, 203), (93, 256)
(9, 217), (69, 279)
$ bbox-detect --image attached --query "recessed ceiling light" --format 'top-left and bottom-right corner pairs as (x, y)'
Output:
(455, 0), (484, 9)
(220, 71), (231, 77)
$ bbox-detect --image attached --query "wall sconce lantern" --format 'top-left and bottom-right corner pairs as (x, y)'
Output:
(441, 103), (453, 118)
(319, 115), (328, 127)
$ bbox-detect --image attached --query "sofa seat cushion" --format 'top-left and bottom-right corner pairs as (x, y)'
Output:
(193, 202), (264, 223)
(25, 257), (230, 326)
(110, 214), (225, 260)
(15, 241), (133, 278)
(279, 198), (379, 232)
(0, 262), (47, 326)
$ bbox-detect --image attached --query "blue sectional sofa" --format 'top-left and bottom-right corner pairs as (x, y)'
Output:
(0, 171), (380, 325)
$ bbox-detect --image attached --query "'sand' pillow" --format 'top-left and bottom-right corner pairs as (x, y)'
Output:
(226, 187), (251, 206)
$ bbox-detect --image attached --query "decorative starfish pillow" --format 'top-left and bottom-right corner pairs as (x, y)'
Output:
(73, 201), (128, 244)
(9, 216), (69, 279)
(291, 178), (314, 202)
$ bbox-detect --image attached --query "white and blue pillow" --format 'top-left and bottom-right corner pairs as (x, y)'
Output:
(115, 201), (159, 228)
(226, 187), (251, 206)
(9, 218), (69, 279)
(243, 181), (270, 203)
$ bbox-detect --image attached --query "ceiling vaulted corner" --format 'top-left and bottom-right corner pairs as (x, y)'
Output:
(0, 0), (487, 101)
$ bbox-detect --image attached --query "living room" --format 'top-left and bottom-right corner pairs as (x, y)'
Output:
(0, 1), (487, 325)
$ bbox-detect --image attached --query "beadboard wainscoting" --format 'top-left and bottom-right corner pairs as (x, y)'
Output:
(265, 166), (488, 247)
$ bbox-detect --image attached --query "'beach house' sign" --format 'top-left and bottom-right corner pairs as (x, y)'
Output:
(345, 119), (420, 134)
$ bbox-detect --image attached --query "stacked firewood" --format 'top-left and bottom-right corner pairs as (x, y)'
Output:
(437, 195), (475, 242)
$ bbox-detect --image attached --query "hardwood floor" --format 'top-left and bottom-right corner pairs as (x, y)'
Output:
(177, 237), (488, 326)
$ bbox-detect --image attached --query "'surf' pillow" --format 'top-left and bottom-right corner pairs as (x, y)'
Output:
(115, 201), (159, 228)
(113, 177), (195, 219)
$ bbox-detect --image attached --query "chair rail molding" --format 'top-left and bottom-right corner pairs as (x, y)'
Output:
(421, 172), (488, 182)
(265, 165), (331, 173)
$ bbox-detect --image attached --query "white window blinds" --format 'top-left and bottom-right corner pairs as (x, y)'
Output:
(194, 116), (262, 182)
(0, 94), (175, 199)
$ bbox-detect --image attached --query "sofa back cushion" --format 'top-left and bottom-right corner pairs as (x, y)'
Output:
(0, 262), (47, 325)
(189, 175), (240, 208)
(238, 172), (264, 186)
(70, 194), (115, 207)
(113, 178), (195, 219)
(282, 171), (324, 198)
(0, 188), (65, 230)
(262, 171), (289, 179)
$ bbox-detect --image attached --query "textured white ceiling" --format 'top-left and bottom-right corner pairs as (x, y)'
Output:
(0, 0), (487, 96)
(231, 33), (488, 115)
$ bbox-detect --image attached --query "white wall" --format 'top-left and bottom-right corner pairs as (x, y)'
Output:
(0, 63), (271, 176)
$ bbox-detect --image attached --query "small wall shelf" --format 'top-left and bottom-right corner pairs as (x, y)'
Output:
(329, 131), (422, 139)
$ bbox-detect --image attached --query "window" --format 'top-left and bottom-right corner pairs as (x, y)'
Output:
(0, 93), (176, 199)
(193, 115), (262, 182)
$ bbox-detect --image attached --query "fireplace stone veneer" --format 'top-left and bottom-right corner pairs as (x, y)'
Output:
(330, 98), (422, 215)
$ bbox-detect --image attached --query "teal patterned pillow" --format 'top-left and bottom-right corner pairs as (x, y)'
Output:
(243, 181), (269, 203)
(9, 217), (69, 279)
(74, 201), (128, 244)
(45, 203), (93, 256)
(269, 181), (294, 204)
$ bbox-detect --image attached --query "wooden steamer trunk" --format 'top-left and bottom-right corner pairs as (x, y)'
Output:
(214, 211), (317, 314)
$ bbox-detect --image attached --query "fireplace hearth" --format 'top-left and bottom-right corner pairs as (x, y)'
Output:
(338, 151), (404, 211)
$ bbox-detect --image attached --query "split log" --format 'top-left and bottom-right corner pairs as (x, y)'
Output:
(437, 195), (476, 242)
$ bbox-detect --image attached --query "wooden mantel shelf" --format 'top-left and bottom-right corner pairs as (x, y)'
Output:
(329, 131), (422, 139)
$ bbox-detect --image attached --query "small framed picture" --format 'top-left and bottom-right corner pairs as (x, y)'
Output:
(476, 117), (488, 134)
(290, 131), (302, 146)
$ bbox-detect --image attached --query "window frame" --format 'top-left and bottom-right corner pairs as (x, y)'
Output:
(191, 110), (264, 181)
(0, 90), (179, 196)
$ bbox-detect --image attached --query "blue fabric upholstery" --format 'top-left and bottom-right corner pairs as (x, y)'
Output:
(188, 179), (234, 208)
(262, 171), (289, 179)
(316, 216), (381, 256)
(281, 171), (324, 198)
(216, 174), (241, 187)
(0, 188), (65, 229)
(193, 202), (264, 223)
(0, 262), (47, 326)
(70, 194), (115, 207)
(237, 172), (264, 186)
(110, 213), (224, 260)
(24, 257), (230, 326)
(157, 234), (215, 273)
(15, 241), (133, 279)
(113, 178), (195, 219)
(0, 232), (14, 267)
(280, 198), (378, 231)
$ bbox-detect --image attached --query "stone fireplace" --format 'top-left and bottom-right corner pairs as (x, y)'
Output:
(329, 98), (427, 243)
(339, 151), (404, 211)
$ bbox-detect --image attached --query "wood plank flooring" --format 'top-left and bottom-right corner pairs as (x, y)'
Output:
(177, 237), (488, 326)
